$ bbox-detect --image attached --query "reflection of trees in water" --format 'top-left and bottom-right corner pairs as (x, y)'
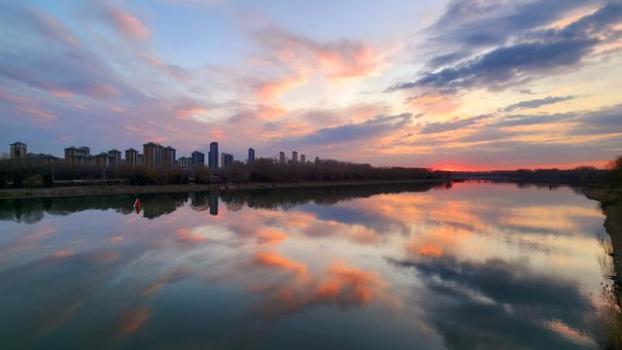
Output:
(219, 182), (439, 211)
(597, 201), (622, 350)
(0, 196), (135, 223)
(0, 183), (440, 224)
(0, 193), (190, 223)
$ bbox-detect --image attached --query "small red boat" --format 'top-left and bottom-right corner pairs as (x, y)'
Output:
(134, 198), (142, 213)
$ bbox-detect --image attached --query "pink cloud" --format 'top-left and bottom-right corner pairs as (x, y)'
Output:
(101, 4), (150, 40)
(0, 88), (56, 122)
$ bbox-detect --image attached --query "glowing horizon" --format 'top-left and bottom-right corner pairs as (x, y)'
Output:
(1, 0), (621, 171)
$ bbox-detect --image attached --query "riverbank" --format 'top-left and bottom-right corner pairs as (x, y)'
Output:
(0, 179), (446, 199)
(583, 186), (622, 206)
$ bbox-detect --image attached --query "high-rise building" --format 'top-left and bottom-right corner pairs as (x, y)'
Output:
(144, 142), (164, 167)
(279, 151), (285, 164)
(178, 157), (192, 168)
(137, 154), (144, 166)
(191, 151), (205, 168)
(108, 149), (121, 167)
(315, 156), (320, 165)
(163, 146), (176, 167)
(10, 142), (27, 159)
(300, 154), (306, 163)
(248, 148), (255, 164)
(125, 148), (139, 166)
(209, 142), (219, 170)
(221, 153), (234, 167)
(95, 152), (111, 168)
(65, 146), (92, 165)
(292, 151), (298, 163)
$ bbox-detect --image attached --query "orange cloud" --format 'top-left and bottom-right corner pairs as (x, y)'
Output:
(315, 261), (388, 306)
(254, 251), (308, 277)
(175, 106), (209, 121)
(117, 307), (150, 335)
(176, 227), (208, 243)
(255, 74), (306, 102)
(407, 93), (459, 115)
(52, 249), (74, 258)
(256, 228), (288, 245)
(252, 259), (394, 317)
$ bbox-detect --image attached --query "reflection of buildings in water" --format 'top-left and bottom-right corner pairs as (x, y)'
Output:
(0, 183), (440, 224)
(189, 193), (209, 212)
(141, 194), (188, 219)
(209, 193), (218, 216)
(225, 200), (243, 212)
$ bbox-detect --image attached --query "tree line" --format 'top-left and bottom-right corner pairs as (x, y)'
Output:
(0, 157), (446, 188)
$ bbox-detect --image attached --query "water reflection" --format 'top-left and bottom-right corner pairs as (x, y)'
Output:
(0, 182), (614, 349)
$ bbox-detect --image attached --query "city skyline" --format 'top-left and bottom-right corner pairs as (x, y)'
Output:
(1, 1), (621, 170)
(7, 140), (315, 169)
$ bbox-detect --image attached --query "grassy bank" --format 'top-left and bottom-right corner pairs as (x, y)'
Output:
(0, 179), (446, 200)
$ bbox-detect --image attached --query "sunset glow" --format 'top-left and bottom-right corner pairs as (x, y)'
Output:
(1, 0), (620, 169)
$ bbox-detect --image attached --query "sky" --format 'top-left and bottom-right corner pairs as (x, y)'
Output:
(0, 0), (621, 170)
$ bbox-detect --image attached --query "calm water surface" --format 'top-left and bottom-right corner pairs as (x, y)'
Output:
(0, 182), (615, 349)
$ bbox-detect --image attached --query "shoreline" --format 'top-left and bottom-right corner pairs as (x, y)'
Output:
(0, 179), (446, 200)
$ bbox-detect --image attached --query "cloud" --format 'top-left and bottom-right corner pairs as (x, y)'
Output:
(254, 28), (384, 80)
(98, 3), (150, 40)
(388, 2), (622, 93)
(387, 37), (597, 92)
(419, 114), (491, 134)
(0, 3), (131, 100)
(0, 88), (56, 122)
(424, 0), (598, 54)
(502, 95), (576, 112)
(494, 112), (575, 128)
(388, 256), (595, 349)
(567, 103), (622, 135)
(247, 28), (388, 102)
(253, 260), (392, 317)
(254, 251), (308, 278)
(282, 113), (412, 145)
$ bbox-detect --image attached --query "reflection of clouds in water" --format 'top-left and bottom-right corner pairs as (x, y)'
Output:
(0, 183), (608, 348)
(388, 256), (596, 350)
(251, 253), (395, 318)
(117, 307), (150, 336)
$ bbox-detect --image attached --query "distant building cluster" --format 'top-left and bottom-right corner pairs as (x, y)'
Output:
(8, 141), (317, 170)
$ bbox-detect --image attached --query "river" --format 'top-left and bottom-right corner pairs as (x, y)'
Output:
(0, 182), (618, 349)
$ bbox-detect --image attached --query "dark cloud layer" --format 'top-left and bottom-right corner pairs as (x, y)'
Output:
(502, 95), (576, 112)
(388, 1), (622, 93)
(419, 114), (491, 134)
(282, 113), (412, 145)
(388, 256), (594, 350)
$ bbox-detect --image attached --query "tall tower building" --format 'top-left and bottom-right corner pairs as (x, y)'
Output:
(125, 148), (139, 166)
(248, 148), (255, 164)
(144, 142), (164, 167)
(279, 151), (285, 165)
(300, 154), (306, 163)
(163, 146), (176, 166)
(221, 153), (234, 167)
(108, 149), (121, 167)
(191, 151), (205, 168)
(292, 151), (298, 163)
(209, 142), (219, 170)
(10, 142), (27, 159)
